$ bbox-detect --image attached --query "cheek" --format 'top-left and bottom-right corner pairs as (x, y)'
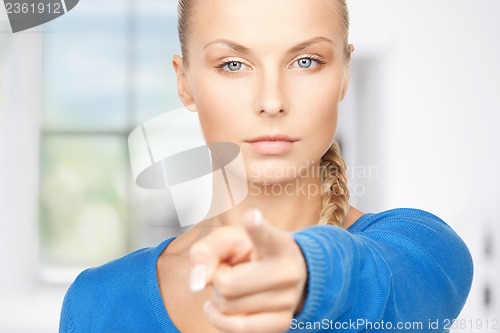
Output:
(191, 73), (247, 142)
(310, 105), (338, 157)
(291, 73), (341, 140)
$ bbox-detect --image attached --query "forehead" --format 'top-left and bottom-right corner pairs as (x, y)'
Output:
(188, 0), (343, 52)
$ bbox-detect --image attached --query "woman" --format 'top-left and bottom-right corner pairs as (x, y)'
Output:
(59, 0), (473, 332)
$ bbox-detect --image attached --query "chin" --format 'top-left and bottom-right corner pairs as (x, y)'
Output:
(244, 159), (300, 184)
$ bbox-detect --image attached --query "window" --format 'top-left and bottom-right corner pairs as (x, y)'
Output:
(39, 0), (185, 281)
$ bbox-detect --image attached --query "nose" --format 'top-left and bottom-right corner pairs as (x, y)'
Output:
(255, 70), (287, 116)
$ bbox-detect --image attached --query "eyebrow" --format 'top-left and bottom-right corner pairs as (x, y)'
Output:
(202, 36), (334, 55)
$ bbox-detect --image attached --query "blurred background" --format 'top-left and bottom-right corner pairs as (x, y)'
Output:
(1, 0), (499, 331)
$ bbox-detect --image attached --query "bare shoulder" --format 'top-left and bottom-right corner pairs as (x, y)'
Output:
(343, 205), (365, 229)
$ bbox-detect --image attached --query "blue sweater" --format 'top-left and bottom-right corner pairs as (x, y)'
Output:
(59, 208), (473, 332)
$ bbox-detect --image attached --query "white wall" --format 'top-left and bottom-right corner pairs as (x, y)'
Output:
(1, 1), (499, 331)
(348, 0), (500, 328)
(0, 17), (68, 333)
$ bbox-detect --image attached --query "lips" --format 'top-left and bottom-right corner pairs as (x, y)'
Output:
(246, 135), (298, 143)
(245, 135), (298, 155)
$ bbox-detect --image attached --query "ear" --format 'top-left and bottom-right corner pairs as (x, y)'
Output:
(340, 44), (355, 102)
(172, 55), (197, 112)
(340, 70), (350, 102)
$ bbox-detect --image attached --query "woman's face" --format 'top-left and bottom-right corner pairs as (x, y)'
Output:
(174, 0), (351, 184)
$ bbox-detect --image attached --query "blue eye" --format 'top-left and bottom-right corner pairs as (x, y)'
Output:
(298, 58), (313, 68)
(215, 59), (251, 76)
(294, 56), (326, 70)
(223, 61), (243, 72)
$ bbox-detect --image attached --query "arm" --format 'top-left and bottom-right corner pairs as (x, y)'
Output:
(292, 208), (473, 332)
(59, 285), (76, 333)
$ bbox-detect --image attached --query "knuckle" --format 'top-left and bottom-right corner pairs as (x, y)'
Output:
(281, 266), (301, 286)
(230, 319), (248, 333)
(288, 258), (305, 283)
(285, 292), (298, 308)
(276, 321), (290, 332)
(214, 296), (231, 314)
(279, 290), (298, 312)
(278, 319), (292, 332)
(280, 312), (295, 331)
(213, 272), (235, 296)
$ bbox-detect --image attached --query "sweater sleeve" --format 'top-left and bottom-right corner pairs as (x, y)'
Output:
(59, 284), (76, 333)
(290, 208), (473, 332)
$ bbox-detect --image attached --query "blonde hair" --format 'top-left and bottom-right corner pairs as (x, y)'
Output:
(318, 140), (350, 226)
(177, 0), (352, 226)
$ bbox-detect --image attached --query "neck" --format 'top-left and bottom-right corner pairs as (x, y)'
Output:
(200, 174), (323, 232)
(168, 170), (364, 256)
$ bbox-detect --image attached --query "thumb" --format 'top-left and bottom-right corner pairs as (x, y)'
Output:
(243, 209), (290, 258)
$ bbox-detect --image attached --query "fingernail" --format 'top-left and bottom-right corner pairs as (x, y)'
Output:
(253, 209), (262, 227)
(190, 264), (207, 292)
